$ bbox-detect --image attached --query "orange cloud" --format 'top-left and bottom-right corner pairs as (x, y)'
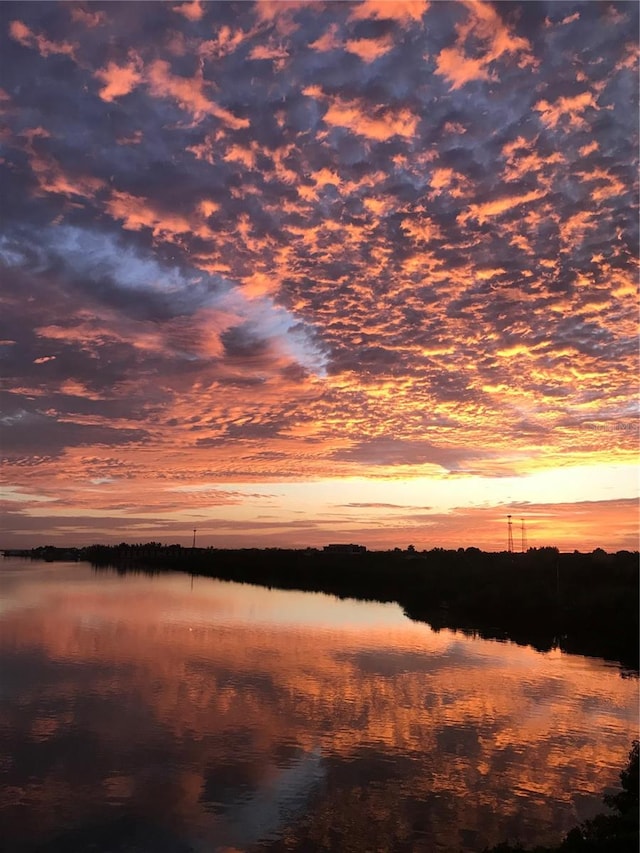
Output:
(19, 130), (106, 201)
(92, 51), (252, 128)
(614, 42), (638, 73)
(146, 59), (249, 128)
(576, 167), (626, 202)
(458, 190), (546, 225)
(345, 34), (395, 63)
(36, 304), (238, 371)
(172, 0), (205, 22)
(94, 55), (143, 102)
(509, 234), (534, 255)
(248, 40), (290, 71)
(500, 137), (564, 187)
(401, 215), (443, 243)
(198, 26), (248, 60)
(560, 11), (580, 26)
(436, 48), (492, 89)
(239, 271), (281, 299)
(249, 42), (289, 62)
(222, 143), (257, 169)
(435, 0), (534, 89)
(309, 24), (341, 52)
(535, 91), (598, 130)
(579, 140), (599, 157)
(70, 7), (106, 28)
(559, 210), (598, 248)
(443, 121), (467, 134)
(322, 95), (418, 141)
(9, 19), (76, 58)
(429, 167), (472, 199)
(253, 0), (310, 35)
(349, 0), (428, 25)
(362, 197), (393, 216)
(146, 59), (214, 117)
(198, 199), (219, 217)
(104, 191), (216, 244)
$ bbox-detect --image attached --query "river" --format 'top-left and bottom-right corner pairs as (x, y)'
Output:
(0, 558), (637, 852)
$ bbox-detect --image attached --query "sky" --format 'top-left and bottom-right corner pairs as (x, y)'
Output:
(0, 0), (638, 552)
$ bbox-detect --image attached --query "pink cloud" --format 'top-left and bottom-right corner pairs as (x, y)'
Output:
(9, 19), (76, 59)
(435, 0), (535, 90)
(94, 55), (143, 102)
(349, 0), (428, 25)
(535, 91), (599, 130)
(70, 6), (106, 28)
(146, 59), (250, 128)
(172, 1), (205, 22)
(345, 34), (395, 63)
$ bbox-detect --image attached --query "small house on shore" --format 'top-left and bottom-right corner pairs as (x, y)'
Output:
(323, 543), (367, 554)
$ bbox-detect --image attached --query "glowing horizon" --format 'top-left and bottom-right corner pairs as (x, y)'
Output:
(1, 1), (638, 552)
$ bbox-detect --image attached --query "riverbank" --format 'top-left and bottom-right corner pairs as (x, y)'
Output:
(44, 543), (638, 672)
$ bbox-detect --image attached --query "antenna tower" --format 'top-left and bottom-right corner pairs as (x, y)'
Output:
(507, 515), (514, 553)
(192, 528), (197, 549)
(521, 519), (527, 553)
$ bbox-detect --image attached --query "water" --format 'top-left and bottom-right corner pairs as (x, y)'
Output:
(0, 559), (637, 852)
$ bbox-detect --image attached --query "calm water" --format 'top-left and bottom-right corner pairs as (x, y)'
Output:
(0, 559), (637, 853)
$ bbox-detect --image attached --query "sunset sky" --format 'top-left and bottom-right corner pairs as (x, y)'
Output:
(1, 0), (638, 552)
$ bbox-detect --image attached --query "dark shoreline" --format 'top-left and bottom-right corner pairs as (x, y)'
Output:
(8, 543), (637, 672)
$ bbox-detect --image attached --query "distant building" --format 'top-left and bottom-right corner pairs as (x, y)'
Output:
(323, 543), (367, 554)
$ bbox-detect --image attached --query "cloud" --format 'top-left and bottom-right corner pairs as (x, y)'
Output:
(318, 93), (419, 141)
(534, 91), (599, 130)
(458, 189), (547, 225)
(146, 59), (250, 127)
(435, 0), (534, 90)
(349, 1), (428, 25)
(94, 56), (143, 102)
(69, 7), (107, 29)
(1, 407), (149, 458)
(172, 1), (205, 22)
(332, 438), (497, 473)
(9, 19), (76, 59)
(345, 34), (395, 63)
(336, 503), (432, 510)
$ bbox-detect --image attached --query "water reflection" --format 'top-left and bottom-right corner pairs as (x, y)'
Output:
(0, 560), (637, 852)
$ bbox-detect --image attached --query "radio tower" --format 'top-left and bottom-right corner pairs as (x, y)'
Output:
(521, 519), (527, 553)
(192, 528), (197, 549)
(507, 515), (514, 553)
